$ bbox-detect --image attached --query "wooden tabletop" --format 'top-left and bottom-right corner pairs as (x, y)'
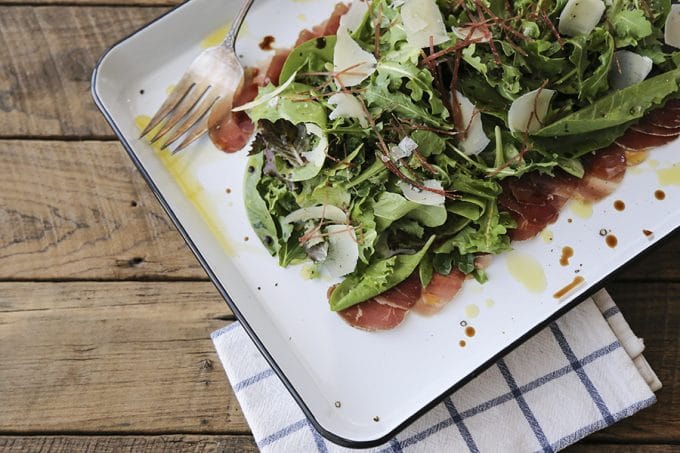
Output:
(0, 2), (678, 452)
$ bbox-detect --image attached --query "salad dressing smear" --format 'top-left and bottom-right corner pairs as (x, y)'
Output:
(189, 0), (680, 330)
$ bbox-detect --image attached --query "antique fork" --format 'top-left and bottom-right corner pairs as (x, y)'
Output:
(140, 0), (255, 153)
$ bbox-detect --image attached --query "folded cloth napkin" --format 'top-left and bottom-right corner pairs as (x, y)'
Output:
(211, 289), (661, 452)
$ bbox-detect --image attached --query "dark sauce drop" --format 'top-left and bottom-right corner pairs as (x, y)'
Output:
(465, 326), (476, 338)
(259, 35), (275, 51)
(606, 234), (618, 248)
(655, 190), (666, 200)
(315, 36), (327, 49)
(614, 200), (625, 211)
(553, 276), (585, 299)
(459, 340), (467, 348)
(643, 229), (654, 237)
(560, 246), (574, 267)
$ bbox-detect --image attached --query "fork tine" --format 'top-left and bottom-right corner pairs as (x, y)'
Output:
(140, 75), (194, 138)
(172, 116), (211, 154)
(150, 83), (211, 143)
(161, 95), (220, 150)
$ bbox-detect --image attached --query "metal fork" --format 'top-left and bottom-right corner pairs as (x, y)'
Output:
(140, 0), (255, 153)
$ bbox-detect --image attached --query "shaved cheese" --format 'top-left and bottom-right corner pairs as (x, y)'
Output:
(452, 26), (491, 43)
(397, 179), (445, 206)
(609, 50), (653, 90)
(283, 205), (348, 225)
(324, 225), (359, 277)
(328, 93), (369, 127)
(401, 0), (450, 48)
(452, 91), (490, 155)
(398, 136), (419, 154)
(340, 0), (369, 33)
(558, 0), (605, 37)
(389, 144), (410, 160)
(508, 88), (555, 134)
(334, 28), (377, 87)
(665, 4), (680, 48)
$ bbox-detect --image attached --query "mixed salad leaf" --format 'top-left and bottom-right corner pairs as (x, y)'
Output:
(239, 0), (680, 313)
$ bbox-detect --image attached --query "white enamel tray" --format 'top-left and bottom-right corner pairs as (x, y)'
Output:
(92, 0), (680, 447)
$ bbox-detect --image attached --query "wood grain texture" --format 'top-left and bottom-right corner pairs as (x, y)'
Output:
(0, 436), (257, 452)
(0, 282), (245, 433)
(566, 445), (680, 453)
(0, 139), (678, 281)
(0, 281), (676, 441)
(0, 6), (166, 138)
(0, 140), (205, 280)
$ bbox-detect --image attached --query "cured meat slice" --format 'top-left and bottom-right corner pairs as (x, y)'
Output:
(616, 128), (678, 150)
(573, 145), (627, 202)
(498, 171), (578, 241)
(646, 107), (680, 129)
(413, 271), (465, 316)
(338, 299), (407, 331)
(294, 3), (350, 46)
(631, 119), (680, 137)
(374, 273), (422, 309)
(208, 68), (260, 153)
(337, 273), (422, 331)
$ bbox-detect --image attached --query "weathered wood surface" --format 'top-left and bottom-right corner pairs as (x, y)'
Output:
(0, 2), (678, 451)
(0, 436), (258, 452)
(0, 282), (244, 433)
(0, 140), (205, 280)
(1, 138), (678, 282)
(0, 6), (167, 138)
(0, 281), (677, 442)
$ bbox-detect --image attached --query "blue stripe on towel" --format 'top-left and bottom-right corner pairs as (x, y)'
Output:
(550, 324), (615, 425)
(233, 369), (275, 392)
(497, 359), (553, 453)
(444, 397), (480, 453)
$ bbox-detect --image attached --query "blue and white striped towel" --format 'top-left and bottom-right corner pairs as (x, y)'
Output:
(211, 290), (661, 452)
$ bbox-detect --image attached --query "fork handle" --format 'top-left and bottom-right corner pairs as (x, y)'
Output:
(223, 0), (256, 51)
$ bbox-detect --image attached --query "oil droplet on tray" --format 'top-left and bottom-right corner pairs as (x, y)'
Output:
(625, 150), (648, 166)
(606, 234), (618, 248)
(506, 252), (548, 293)
(485, 298), (495, 308)
(657, 164), (680, 186)
(570, 200), (593, 219)
(553, 276), (585, 299)
(560, 246), (574, 267)
(655, 190), (666, 200)
(648, 159), (660, 169)
(465, 304), (480, 319)
(465, 326), (476, 338)
(540, 229), (554, 243)
(297, 13), (308, 21)
(613, 200), (625, 211)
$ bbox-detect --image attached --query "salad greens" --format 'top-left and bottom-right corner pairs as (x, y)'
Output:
(241, 0), (680, 313)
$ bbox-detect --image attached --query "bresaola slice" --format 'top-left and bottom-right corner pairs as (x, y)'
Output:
(337, 273), (422, 331)
(413, 271), (465, 316)
(573, 145), (627, 202)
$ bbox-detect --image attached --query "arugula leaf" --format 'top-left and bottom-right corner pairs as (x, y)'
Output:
(243, 154), (280, 255)
(536, 68), (680, 136)
(611, 10), (653, 47)
(329, 236), (435, 311)
(279, 36), (336, 84)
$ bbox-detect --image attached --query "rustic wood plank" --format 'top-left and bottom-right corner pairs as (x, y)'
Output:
(0, 140), (205, 280)
(0, 281), (676, 440)
(0, 282), (246, 433)
(0, 436), (257, 452)
(567, 445), (680, 453)
(1, 139), (678, 281)
(0, 6), (167, 138)
(587, 282), (680, 443)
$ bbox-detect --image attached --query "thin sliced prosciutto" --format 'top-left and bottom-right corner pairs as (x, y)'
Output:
(498, 171), (578, 241)
(413, 271), (466, 316)
(338, 273), (422, 331)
